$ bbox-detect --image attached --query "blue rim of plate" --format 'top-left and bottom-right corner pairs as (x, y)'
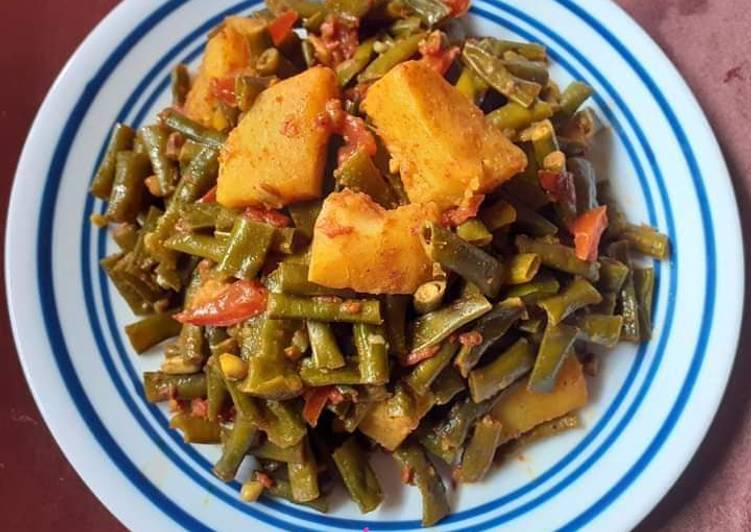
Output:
(29, 0), (715, 529)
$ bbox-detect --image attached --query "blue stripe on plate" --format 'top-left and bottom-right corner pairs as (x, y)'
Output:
(87, 2), (679, 529)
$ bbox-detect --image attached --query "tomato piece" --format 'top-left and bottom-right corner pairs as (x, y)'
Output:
(210, 76), (237, 107)
(443, 0), (470, 17)
(419, 32), (459, 76)
(572, 205), (608, 261)
(320, 14), (359, 66)
(242, 206), (291, 228)
(458, 331), (483, 347)
(174, 280), (268, 326)
(190, 398), (209, 418)
(404, 344), (441, 366)
(197, 185), (217, 204)
(268, 10), (299, 47)
(322, 98), (377, 164)
(302, 386), (334, 427)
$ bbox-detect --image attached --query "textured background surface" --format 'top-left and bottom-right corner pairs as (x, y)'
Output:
(0, 1), (748, 530)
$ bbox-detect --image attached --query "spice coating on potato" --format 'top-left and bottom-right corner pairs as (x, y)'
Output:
(184, 16), (270, 127)
(308, 190), (440, 294)
(217, 67), (340, 208)
(490, 354), (588, 444)
(362, 61), (527, 211)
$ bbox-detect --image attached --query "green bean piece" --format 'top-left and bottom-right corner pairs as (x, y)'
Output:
(512, 201), (559, 237)
(457, 416), (503, 482)
(214, 415), (257, 481)
(410, 295), (492, 353)
(456, 219), (493, 247)
(307, 321), (346, 369)
(384, 294), (409, 361)
(403, 0), (450, 26)
(528, 323), (579, 393)
(178, 139), (204, 174)
(163, 322), (207, 374)
(276, 262), (351, 297)
(502, 53), (549, 85)
(100, 255), (155, 315)
(431, 366), (466, 405)
(143, 372), (207, 403)
(518, 317), (544, 334)
(256, 47), (282, 76)
(299, 358), (362, 386)
(359, 32), (426, 83)
(332, 437), (383, 513)
(139, 125), (178, 197)
(422, 222), (504, 298)
(406, 341), (459, 396)
(413, 278), (448, 315)
(179, 202), (237, 232)
(288, 438), (320, 502)
(480, 38), (547, 61)
(486, 100), (553, 132)
(598, 181), (629, 239)
(171, 64), (190, 106)
(478, 199), (517, 232)
(125, 313), (182, 354)
(251, 439), (305, 463)
(568, 157), (598, 215)
(170, 413), (222, 444)
(574, 314), (624, 348)
(242, 318), (304, 400)
(539, 278), (602, 326)
(555, 81), (593, 122)
(105, 152), (149, 223)
(235, 75), (274, 112)
(516, 235), (600, 281)
(205, 357), (228, 422)
(608, 241), (640, 342)
(259, 472), (330, 512)
(456, 298), (524, 378)
(634, 268), (655, 341)
(505, 253), (541, 285)
(91, 123), (135, 199)
(519, 119), (559, 168)
(218, 217), (275, 279)
(469, 337), (535, 402)
(288, 200), (321, 240)
(590, 291), (617, 315)
(510, 414), (580, 449)
(335, 148), (397, 208)
(455, 67), (489, 105)
(337, 38), (376, 86)
(164, 233), (225, 262)
(619, 224), (670, 260)
(419, 426), (459, 465)
(160, 108), (227, 149)
(302, 39), (317, 68)
(462, 40), (542, 108)
(598, 257), (629, 293)
(504, 145), (550, 211)
(354, 323), (390, 385)
(264, 400), (308, 449)
(111, 223), (139, 252)
(267, 294), (382, 324)
(392, 444), (450, 527)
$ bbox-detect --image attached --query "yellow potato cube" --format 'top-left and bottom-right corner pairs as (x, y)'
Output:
(184, 16), (270, 126)
(308, 189), (440, 294)
(491, 355), (588, 444)
(358, 389), (435, 451)
(362, 60), (527, 211)
(217, 67), (339, 208)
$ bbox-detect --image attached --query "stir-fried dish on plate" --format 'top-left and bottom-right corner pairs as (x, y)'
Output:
(89, 0), (670, 525)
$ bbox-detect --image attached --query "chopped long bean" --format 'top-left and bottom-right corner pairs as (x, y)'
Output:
(528, 323), (579, 393)
(333, 437), (383, 513)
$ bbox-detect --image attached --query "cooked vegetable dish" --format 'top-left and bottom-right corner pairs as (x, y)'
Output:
(91, 0), (670, 525)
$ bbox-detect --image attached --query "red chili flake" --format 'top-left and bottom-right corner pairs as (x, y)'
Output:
(165, 131), (184, 159)
(443, 0), (470, 17)
(320, 14), (360, 66)
(284, 345), (303, 361)
(197, 185), (217, 204)
(400, 466), (414, 484)
(459, 331), (483, 347)
(328, 388), (346, 405)
(404, 344), (441, 366)
(341, 300), (363, 315)
(256, 472), (275, 489)
(242, 206), (291, 228)
(190, 398), (209, 418)
(441, 194), (485, 227)
(210, 76), (237, 107)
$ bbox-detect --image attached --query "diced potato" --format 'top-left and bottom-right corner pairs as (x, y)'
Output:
(362, 61), (527, 211)
(217, 67), (340, 208)
(308, 190), (440, 294)
(491, 355), (588, 444)
(184, 16), (270, 126)
(359, 390), (435, 451)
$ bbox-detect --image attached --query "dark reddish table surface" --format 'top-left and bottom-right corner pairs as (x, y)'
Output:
(1, 1), (749, 530)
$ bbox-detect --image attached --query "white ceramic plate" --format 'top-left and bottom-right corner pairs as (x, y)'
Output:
(7, 0), (743, 530)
